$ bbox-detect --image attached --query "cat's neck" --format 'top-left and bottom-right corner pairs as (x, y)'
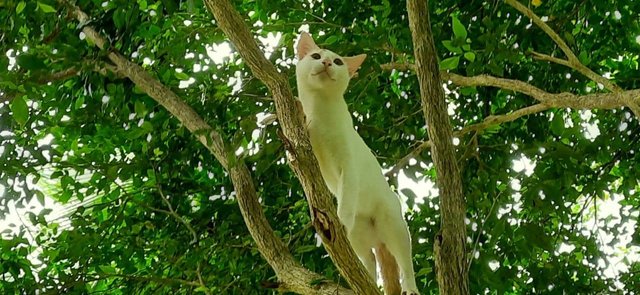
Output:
(298, 88), (350, 120)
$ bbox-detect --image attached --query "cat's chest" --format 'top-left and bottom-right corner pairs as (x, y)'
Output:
(307, 122), (349, 155)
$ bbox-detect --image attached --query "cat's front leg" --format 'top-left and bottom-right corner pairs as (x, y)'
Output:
(335, 168), (359, 231)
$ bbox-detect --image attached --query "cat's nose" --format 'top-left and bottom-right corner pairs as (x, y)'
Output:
(322, 59), (332, 67)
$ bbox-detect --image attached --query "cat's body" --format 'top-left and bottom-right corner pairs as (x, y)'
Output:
(295, 32), (420, 295)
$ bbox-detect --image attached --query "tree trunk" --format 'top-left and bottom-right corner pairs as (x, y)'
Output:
(406, 0), (470, 294)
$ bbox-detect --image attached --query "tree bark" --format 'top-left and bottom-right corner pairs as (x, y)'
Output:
(406, 1), (470, 294)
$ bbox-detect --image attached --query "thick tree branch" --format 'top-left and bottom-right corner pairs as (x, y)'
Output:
(381, 62), (640, 117)
(57, 1), (352, 294)
(504, 0), (621, 92)
(407, 0), (469, 294)
(203, 0), (380, 294)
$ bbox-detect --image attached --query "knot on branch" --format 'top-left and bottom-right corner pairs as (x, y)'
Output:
(311, 208), (335, 242)
(277, 128), (297, 161)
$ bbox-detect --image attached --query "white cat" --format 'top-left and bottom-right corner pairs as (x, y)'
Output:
(295, 32), (420, 295)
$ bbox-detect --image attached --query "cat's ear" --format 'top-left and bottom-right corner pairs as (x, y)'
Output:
(297, 32), (319, 60)
(343, 54), (367, 77)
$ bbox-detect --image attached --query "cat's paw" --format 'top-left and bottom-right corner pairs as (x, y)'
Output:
(401, 290), (420, 295)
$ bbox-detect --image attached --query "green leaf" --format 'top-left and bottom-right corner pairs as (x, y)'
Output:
(98, 265), (116, 274)
(10, 96), (29, 127)
(442, 40), (462, 54)
(452, 16), (467, 40)
(26, 212), (37, 225)
(416, 266), (432, 277)
(74, 96), (85, 109)
(439, 56), (460, 70)
(134, 101), (147, 116)
(35, 191), (46, 206)
(138, 0), (148, 10)
(463, 52), (476, 62)
(113, 9), (125, 29)
(175, 71), (190, 80)
(325, 35), (339, 45)
(148, 25), (161, 37)
(141, 121), (154, 132)
(16, 1), (26, 14)
(578, 51), (591, 65)
(550, 113), (564, 135)
(37, 1), (56, 13)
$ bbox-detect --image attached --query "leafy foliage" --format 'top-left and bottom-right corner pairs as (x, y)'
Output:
(1, 0), (639, 294)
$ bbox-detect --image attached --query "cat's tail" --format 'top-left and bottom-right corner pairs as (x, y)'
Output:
(376, 243), (401, 295)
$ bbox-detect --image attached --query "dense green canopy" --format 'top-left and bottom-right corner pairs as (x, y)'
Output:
(1, 0), (639, 294)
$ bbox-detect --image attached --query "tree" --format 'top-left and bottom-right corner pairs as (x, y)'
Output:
(1, 0), (639, 294)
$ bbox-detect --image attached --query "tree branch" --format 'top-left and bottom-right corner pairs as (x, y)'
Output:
(504, 0), (621, 92)
(57, 1), (352, 294)
(381, 62), (640, 117)
(203, 0), (379, 294)
(385, 103), (550, 177)
(407, 0), (469, 293)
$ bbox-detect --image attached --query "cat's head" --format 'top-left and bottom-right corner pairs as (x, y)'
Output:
(295, 32), (366, 94)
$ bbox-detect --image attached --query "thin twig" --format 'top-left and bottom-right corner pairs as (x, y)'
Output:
(504, 0), (621, 92)
(467, 190), (503, 271)
(196, 263), (213, 295)
(155, 182), (199, 244)
(385, 103), (549, 177)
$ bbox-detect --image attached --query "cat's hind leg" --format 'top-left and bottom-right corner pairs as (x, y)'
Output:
(347, 218), (378, 281)
(376, 212), (420, 295)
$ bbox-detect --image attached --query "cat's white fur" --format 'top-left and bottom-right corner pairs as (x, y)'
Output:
(295, 32), (420, 295)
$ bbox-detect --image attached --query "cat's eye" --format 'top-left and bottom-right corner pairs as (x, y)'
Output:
(334, 58), (344, 65)
(311, 53), (321, 59)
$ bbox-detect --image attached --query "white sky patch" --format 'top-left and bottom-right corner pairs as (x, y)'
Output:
(227, 71), (243, 94)
(557, 242), (576, 254)
(613, 11), (622, 20)
(37, 134), (55, 146)
(395, 167), (438, 213)
(636, 35), (640, 44)
(179, 77), (196, 89)
(258, 32), (282, 59)
(575, 193), (640, 284)
(512, 154), (536, 176)
(256, 112), (277, 127)
(488, 260), (500, 271)
(579, 110), (601, 141)
(206, 42), (233, 64)
(6, 49), (17, 70)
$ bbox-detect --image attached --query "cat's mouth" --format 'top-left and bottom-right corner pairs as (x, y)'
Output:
(311, 70), (335, 80)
